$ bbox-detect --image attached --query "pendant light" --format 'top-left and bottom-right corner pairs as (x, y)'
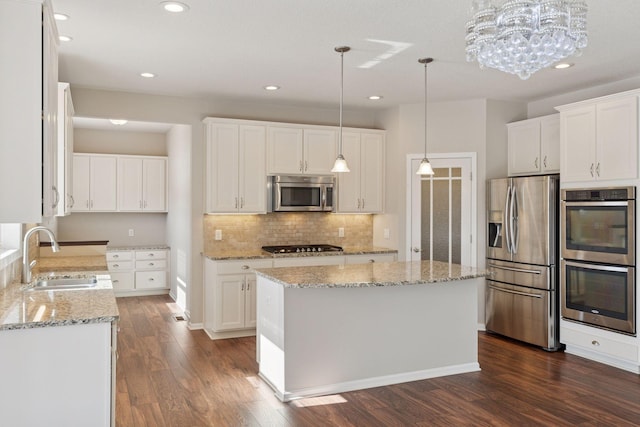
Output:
(416, 57), (435, 176)
(331, 46), (351, 173)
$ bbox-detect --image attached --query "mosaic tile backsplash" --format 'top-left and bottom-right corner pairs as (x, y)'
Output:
(204, 213), (373, 252)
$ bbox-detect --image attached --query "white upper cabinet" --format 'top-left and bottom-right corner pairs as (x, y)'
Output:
(336, 131), (385, 213)
(118, 156), (168, 212)
(267, 126), (336, 175)
(205, 120), (266, 213)
(56, 82), (74, 216)
(72, 154), (118, 212)
(558, 93), (638, 183)
(0, 0), (58, 222)
(507, 114), (559, 176)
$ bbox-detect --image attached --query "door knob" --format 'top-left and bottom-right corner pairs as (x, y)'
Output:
(412, 247), (421, 253)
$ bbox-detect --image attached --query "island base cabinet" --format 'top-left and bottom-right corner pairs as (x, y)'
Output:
(0, 322), (114, 427)
(257, 276), (481, 402)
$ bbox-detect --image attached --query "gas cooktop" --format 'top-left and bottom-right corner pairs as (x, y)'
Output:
(261, 244), (343, 254)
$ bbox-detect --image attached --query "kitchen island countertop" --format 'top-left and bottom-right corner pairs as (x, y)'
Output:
(204, 245), (397, 261)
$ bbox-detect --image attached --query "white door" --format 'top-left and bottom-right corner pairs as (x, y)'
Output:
(409, 155), (475, 266)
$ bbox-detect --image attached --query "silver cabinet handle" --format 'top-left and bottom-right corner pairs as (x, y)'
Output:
(368, 259), (375, 263)
(240, 197), (244, 208)
(305, 160), (308, 171)
(488, 284), (542, 298)
(113, 254), (119, 259)
(412, 247), (421, 253)
(543, 155), (547, 168)
(52, 185), (60, 208)
(149, 262), (155, 267)
(488, 263), (541, 275)
(69, 194), (74, 208)
(113, 264), (119, 268)
(299, 160), (303, 172)
(112, 280), (119, 283)
(361, 199), (365, 209)
(90, 200), (94, 208)
(148, 253), (154, 257)
(149, 277), (155, 281)
(241, 265), (250, 270)
(591, 340), (600, 346)
(534, 157), (538, 169)
(139, 200), (143, 209)
(596, 162), (600, 177)
(247, 283), (251, 291)
(590, 163), (594, 177)
(235, 197), (238, 209)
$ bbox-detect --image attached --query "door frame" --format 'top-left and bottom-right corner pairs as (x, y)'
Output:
(405, 152), (478, 267)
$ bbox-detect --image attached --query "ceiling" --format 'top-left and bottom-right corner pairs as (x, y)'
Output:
(54, 0), (640, 114)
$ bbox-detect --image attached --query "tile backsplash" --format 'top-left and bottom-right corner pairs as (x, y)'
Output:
(204, 213), (373, 252)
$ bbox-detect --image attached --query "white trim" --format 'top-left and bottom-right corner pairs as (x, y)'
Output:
(265, 363), (481, 402)
(204, 328), (255, 339)
(187, 322), (204, 331)
(564, 345), (640, 374)
(405, 152), (478, 267)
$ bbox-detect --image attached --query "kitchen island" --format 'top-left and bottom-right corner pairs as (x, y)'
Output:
(254, 260), (488, 402)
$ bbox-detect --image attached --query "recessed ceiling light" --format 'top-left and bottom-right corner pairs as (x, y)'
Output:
(54, 13), (69, 21)
(554, 62), (573, 69)
(160, 1), (190, 13)
(59, 35), (73, 42)
(264, 85), (280, 91)
(109, 119), (128, 126)
(140, 72), (156, 78)
(368, 95), (383, 100)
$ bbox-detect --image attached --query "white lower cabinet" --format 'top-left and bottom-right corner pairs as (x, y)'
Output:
(204, 258), (272, 336)
(344, 253), (397, 264)
(0, 322), (116, 427)
(560, 320), (640, 373)
(108, 248), (169, 295)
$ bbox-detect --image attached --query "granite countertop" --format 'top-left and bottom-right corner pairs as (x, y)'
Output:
(254, 260), (489, 288)
(0, 256), (119, 331)
(204, 245), (397, 261)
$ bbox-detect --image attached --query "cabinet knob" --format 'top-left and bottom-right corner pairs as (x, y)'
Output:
(148, 253), (154, 257)
(113, 254), (119, 258)
(368, 259), (375, 263)
(241, 265), (250, 270)
(113, 280), (119, 283)
(412, 247), (421, 253)
(113, 264), (119, 268)
(149, 262), (155, 266)
(149, 277), (155, 281)
(591, 340), (600, 346)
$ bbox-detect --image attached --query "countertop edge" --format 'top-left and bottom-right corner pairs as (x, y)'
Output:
(204, 247), (398, 261)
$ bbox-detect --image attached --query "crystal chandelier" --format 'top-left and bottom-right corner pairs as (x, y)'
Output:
(465, 0), (588, 80)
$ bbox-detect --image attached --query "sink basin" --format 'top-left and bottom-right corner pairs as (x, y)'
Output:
(28, 276), (98, 291)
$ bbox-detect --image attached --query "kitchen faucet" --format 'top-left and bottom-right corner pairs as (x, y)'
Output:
(22, 226), (60, 283)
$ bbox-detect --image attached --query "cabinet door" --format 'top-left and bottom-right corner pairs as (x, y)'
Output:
(109, 272), (135, 292)
(143, 158), (167, 211)
(336, 132), (362, 213)
(72, 155), (91, 212)
(206, 123), (240, 212)
(540, 115), (560, 173)
(239, 125), (266, 213)
(57, 83), (74, 216)
(304, 129), (336, 174)
(245, 275), (257, 328)
(267, 127), (304, 174)
(213, 274), (246, 331)
(117, 157), (143, 211)
(359, 133), (384, 213)
(508, 120), (541, 176)
(560, 105), (597, 182)
(41, 2), (58, 219)
(90, 156), (117, 211)
(596, 97), (638, 181)
(135, 270), (167, 289)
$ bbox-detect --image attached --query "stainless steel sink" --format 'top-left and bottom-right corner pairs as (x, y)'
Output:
(28, 276), (98, 291)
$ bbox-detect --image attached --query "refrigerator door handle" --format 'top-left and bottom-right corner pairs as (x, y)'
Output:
(488, 263), (542, 275)
(504, 185), (512, 253)
(510, 185), (519, 254)
(488, 284), (543, 299)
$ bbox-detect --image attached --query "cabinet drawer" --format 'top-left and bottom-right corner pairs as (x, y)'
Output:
(107, 261), (133, 271)
(135, 250), (167, 260)
(344, 254), (396, 264)
(216, 259), (273, 275)
(135, 259), (167, 271)
(109, 272), (134, 291)
(561, 326), (638, 362)
(135, 271), (167, 289)
(107, 251), (133, 262)
(273, 255), (344, 268)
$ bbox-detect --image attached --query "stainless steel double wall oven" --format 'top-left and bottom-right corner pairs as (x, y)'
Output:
(561, 187), (636, 335)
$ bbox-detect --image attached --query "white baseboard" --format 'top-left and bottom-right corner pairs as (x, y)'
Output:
(113, 289), (170, 298)
(477, 322), (486, 331)
(187, 322), (204, 330)
(565, 345), (640, 374)
(264, 362), (481, 402)
(204, 328), (256, 340)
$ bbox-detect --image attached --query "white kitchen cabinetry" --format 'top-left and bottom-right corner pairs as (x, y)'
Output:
(56, 82), (75, 216)
(558, 93), (638, 183)
(507, 114), (559, 176)
(72, 154), (118, 212)
(344, 253), (397, 264)
(108, 248), (169, 295)
(204, 120), (266, 213)
(204, 258), (273, 336)
(560, 319), (639, 373)
(0, 0), (58, 222)
(118, 156), (168, 212)
(267, 126), (337, 175)
(337, 131), (385, 213)
(273, 255), (345, 268)
(0, 322), (116, 427)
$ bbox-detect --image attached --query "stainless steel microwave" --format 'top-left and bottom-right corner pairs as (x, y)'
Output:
(268, 175), (334, 212)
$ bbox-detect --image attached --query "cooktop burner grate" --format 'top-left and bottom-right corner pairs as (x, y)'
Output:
(261, 244), (343, 254)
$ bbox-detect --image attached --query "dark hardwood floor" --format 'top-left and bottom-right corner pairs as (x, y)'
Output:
(116, 295), (640, 426)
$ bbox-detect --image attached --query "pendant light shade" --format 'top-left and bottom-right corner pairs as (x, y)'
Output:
(416, 57), (435, 176)
(332, 46), (351, 173)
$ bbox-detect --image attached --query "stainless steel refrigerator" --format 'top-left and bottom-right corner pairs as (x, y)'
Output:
(486, 174), (561, 351)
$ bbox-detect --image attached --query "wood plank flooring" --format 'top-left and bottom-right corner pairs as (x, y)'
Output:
(116, 295), (640, 426)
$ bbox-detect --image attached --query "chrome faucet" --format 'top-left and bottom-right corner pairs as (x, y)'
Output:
(22, 226), (60, 283)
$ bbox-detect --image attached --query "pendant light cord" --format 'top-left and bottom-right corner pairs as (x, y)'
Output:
(424, 60), (427, 158)
(339, 48), (344, 156)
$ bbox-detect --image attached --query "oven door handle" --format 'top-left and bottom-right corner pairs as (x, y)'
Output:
(563, 201), (631, 207)
(488, 263), (542, 275)
(488, 284), (543, 299)
(563, 259), (632, 273)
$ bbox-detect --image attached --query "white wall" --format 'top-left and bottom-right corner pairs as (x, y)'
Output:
(166, 125), (191, 312)
(74, 128), (167, 155)
(57, 213), (167, 246)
